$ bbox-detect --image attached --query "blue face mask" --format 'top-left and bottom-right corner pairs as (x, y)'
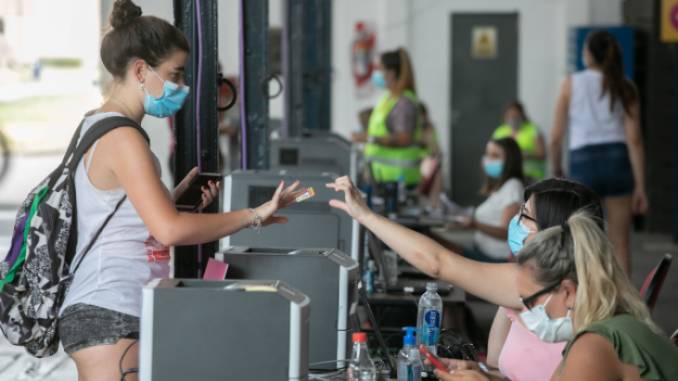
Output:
(508, 214), (533, 255)
(143, 67), (190, 118)
(482, 158), (504, 179)
(371, 70), (386, 89)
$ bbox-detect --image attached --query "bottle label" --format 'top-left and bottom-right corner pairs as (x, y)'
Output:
(422, 310), (440, 345)
(398, 363), (422, 381)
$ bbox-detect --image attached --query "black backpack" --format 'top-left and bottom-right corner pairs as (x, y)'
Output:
(0, 116), (149, 357)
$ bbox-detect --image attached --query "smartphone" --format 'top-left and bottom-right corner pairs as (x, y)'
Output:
(419, 345), (448, 373)
(176, 172), (222, 211)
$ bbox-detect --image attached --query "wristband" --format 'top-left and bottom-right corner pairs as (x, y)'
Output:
(248, 208), (262, 233)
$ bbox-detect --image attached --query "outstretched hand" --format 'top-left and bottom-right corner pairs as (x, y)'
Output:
(254, 180), (303, 226)
(325, 176), (371, 222)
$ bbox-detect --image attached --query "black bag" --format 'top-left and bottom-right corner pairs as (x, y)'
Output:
(0, 116), (148, 357)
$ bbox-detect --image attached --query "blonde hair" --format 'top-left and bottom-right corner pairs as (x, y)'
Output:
(518, 212), (660, 334)
(381, 48), (417, 96)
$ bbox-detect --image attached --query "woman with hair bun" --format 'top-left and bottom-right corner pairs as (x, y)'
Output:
(57, 1), (300, 379)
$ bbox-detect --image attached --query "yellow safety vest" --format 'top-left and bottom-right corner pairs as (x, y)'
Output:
(364, 90), (425, 185)
(492, 122), (545, 180)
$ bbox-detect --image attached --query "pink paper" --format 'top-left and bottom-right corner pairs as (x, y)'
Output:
(203, 258), (229, 280)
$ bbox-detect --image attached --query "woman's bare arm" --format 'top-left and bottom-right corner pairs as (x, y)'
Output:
(103, 127), (295, 247)
(624, 101), (648, 214)
(472, 203), (520, 240)
(328, 177), (523, 309)
(486, 308), (512, 368)
(549, 77), (571, 177)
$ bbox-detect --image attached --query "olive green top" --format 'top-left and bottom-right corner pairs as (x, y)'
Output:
(563, 314), (678, 381)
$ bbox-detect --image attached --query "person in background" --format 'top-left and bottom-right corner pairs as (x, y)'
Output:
(550, 30), (648, 274)
(350, 107), (373, 144)
(453, 137), (524, 263)
(417, 102), (444, 210)
(364, 47), (425, 186)
(492, 101), (546, 183)
(217, 71), (240, 172)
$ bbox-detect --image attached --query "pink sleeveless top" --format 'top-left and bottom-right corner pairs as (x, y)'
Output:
(498, 308), (566, 381)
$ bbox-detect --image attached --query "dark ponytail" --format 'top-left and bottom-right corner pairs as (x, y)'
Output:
(102, 0), (189, 78)
(585, 31), (637, 115)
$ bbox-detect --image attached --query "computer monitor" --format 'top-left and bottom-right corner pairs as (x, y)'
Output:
(269, 132), (358, 182)
(222, 170), (360, 263)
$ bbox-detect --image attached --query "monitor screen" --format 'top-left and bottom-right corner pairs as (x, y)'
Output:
(279, 148), (299, 166)
(248, 186), (277, 208)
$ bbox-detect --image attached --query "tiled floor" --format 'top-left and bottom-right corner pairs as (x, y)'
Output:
(0, 232), (676, 380)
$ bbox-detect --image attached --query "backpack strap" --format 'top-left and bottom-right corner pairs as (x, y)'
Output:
(70, 195), (126, 274)
(68, 116), (150, 173)
(61, 120), (86, 167)
(67, 116), (151, 274)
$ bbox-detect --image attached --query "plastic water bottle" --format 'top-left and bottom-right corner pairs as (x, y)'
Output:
(397, 175), (407, 204)
(416, 282), (443, 355)
(397, 327), (422, 381)
(363, 260), (376, 295)
(347, 332), (376, 381)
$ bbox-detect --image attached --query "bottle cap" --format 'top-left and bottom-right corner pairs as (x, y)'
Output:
(352, 332), (368, 343)
(402, 326), (416, 346)
(426, 282), (438, 291)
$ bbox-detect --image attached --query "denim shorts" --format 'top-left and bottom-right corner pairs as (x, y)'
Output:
(58, 303), (139, 354)
(569, 142), (634, 198)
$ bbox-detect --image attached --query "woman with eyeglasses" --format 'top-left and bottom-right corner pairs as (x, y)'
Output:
(327, 176), (604, 381)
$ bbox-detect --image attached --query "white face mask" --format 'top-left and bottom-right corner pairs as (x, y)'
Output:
(520, 294), (574, 343)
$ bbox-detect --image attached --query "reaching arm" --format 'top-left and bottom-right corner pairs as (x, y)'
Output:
(550, 77), (571, 177)
(624, 100), (648, 214)
(327, 176), (523, 309)
(103, 127), (299, 247)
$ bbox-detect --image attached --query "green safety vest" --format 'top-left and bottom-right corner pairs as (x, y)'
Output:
(364, 90), (425, 185)
(493, 122), (545, 180)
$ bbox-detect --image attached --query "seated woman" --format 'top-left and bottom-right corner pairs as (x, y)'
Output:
(455, 137), (524, 263)
(326, 176), (604, 381)
(492, 101), (546, 183)
(434, 213), (678, 380)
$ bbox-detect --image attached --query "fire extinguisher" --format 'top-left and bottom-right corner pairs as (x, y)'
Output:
(352, 21), (376, 89)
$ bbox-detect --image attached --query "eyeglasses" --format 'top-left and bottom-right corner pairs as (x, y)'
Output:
(521, 282), (560, 310)
(517, 203), (537, 225)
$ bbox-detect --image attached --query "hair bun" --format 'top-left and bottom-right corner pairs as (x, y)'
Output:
(111, 0), (142, 29)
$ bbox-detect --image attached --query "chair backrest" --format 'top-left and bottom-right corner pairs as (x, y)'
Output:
(639, 253), (672, 312)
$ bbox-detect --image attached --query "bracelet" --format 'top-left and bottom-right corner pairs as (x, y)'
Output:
(248, 208), (263, 233)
